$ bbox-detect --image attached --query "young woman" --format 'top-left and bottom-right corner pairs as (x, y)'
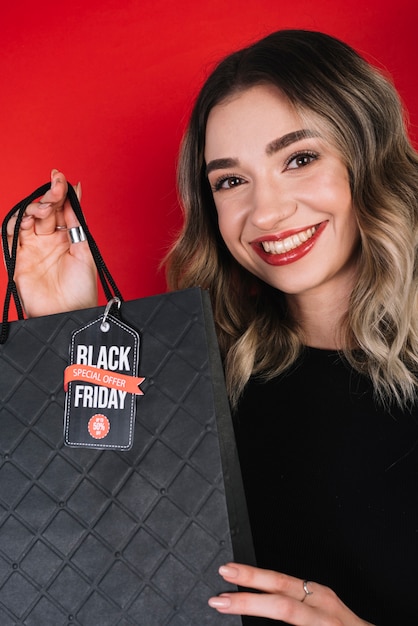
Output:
(8, 30), (418, 625)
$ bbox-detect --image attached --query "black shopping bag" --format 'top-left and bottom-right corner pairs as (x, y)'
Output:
(0, 184), (255, 625)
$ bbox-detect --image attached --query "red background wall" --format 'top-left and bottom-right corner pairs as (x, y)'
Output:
(0, 0), (417, 310)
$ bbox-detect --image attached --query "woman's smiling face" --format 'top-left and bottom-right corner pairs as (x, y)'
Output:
(205, 84), (360, 300)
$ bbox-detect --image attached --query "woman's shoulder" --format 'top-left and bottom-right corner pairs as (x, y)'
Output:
(239, 346), (418, 425)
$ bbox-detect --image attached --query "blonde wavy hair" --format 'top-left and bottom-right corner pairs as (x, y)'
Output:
(164, 29), (418, 410)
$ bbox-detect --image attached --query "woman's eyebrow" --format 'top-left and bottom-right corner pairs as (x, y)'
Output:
(205, 129), (320, 176)
(206, 157), (239, 176)
(266, 129), (320, 155)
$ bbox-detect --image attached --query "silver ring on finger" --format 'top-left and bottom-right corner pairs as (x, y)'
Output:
(301, 580), (313, 603)
(69, 226), (87, 244)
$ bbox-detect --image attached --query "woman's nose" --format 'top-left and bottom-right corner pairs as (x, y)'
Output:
(250, 182), (297, 230)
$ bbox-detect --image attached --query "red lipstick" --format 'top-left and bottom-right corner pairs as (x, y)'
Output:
(251, 222), (327, 266)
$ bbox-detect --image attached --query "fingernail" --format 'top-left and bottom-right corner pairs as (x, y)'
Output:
(51, 172), (63, 188)
(219, 565), (239, 578)
(208, 596), (231, 608)
(38, 202), (52, 209)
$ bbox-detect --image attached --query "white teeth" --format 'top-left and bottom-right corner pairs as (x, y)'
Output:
(261, 227), (316, 254)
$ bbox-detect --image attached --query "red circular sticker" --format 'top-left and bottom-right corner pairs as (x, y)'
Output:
(88, 414), (111, 439)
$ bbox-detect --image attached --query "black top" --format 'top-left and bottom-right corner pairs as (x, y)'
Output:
(235, 348), (418, 626)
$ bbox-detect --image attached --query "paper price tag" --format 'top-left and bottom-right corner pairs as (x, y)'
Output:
(64, 313), (144, 450)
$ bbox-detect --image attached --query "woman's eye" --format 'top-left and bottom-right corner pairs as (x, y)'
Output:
(212, 175), (245, 191)
(286, 151), (318, 170)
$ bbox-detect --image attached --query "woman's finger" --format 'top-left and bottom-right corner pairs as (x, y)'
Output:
(218, 563), (315, 601)
(60, 185), (96, 275)
(210, 565), (321, 625)
(208, 591), (318, 625)
(7, 213), (33, 238)
(37, 169), (68, 208)
(7, 170), (70, 239)
(45, 180), (82, 232)
(29, 170), (67, 235)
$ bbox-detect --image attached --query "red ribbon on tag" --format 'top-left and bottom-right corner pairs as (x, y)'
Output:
(64, 364), (145, 395)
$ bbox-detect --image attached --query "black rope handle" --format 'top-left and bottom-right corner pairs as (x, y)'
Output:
(0, 181), (123, 343)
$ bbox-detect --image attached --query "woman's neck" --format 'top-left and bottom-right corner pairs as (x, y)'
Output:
(286, 285), (351, 350)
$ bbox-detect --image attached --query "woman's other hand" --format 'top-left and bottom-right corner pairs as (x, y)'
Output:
(6, 169), (98, 317)
(209, 563), (375, 626)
